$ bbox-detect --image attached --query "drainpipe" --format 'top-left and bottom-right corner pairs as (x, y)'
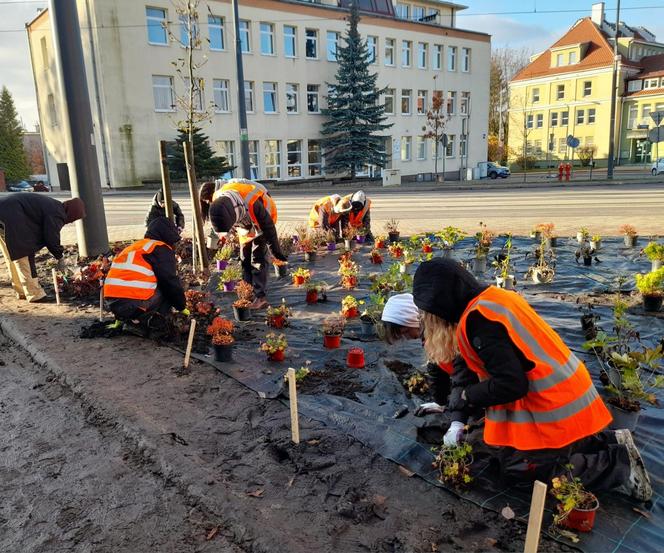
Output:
(615, 94), (624, 166)
(84, 0), (111, 188)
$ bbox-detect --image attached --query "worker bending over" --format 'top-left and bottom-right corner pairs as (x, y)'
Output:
(413, 258), (651, 501)
(308, 194), (351, 239)
(341, 190), (373, 242)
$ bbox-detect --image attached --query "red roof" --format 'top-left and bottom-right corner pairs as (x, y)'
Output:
(637, 54), (664, 79)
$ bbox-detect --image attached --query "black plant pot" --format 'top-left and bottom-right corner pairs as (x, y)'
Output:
(580, 314), (598, 340)
(643, 294), (663, 313)
(583, 256), (592, 266)
(388, 231), (400, 243)
(359, 316), (375, 338)
(213, 343), (233, 362)
(274, 264), (289, 278)
(233, 305), (252, 322)
(304, 251), (317, 263)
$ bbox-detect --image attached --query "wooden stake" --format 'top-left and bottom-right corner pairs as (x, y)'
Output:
(183, 318), (197, 369)
(524, 480), (548, 553)
(99, 285), (104, 321)
(52, 268), (60, 305)
(286, 368), (300, 444)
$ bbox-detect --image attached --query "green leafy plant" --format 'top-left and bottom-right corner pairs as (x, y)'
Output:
(492, 234), (513, 280)
(214, 244), (234, 261)
(295, 366), (311, 382)
(403, 373), (429, 395)
(432, 442), (473, 488)
(438, 226), (465, 249)
(643, 241), (664, 262)
(260, 332), (288, 355)
(267, 300), (291, 319)
(475, 222), (494, 258)
(361, 293), (386, 323)
(370, 263), (412, 297)
(550, 472), (597, 528)
(219, 262), (242, 284)
(635, 268), (664, 297)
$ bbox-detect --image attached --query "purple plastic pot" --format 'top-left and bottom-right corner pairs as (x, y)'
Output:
(327, 242), (337, 251)
(355, 235), (366, 244)
(223, 280), (236, 292)
(216, 259), (228, 271)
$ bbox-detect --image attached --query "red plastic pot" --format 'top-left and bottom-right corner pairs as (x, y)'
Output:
(375, 240), (386, 249)
(560, 498), (599, 533)
(391, 248), (403, 259)
(268, 349), (285, 362)
(422, 244), (433, 253)
(371, 254), (383, 264)
(347, 347), (365, 368)
(343, 307), (359, 319)
(293, 275), (305, 286)
(323, 334), (342, 349)
(306, 290), (318, 304)
(268, 314), (286, 328)
(342, 276), (358, 289)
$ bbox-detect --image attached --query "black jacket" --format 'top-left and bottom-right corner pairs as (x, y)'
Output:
(413, 259), (533, 423)
(145, 192), (185, 229)
(142, 217), (186, 311)
(0, 194), (67, 260)
(341, 208), (374, 242)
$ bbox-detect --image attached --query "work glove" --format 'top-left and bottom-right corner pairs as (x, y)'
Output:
(414, 402), (446, 417)
(273, 252), (288, 263)
(181, 308), (191, 317)
(56, 257), (66, 271)
(443, 421), (465, 447)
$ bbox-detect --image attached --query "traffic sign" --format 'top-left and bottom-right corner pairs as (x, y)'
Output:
(648, 127), (664, 144)
(650, 110), (664, 126)
(566, 135), (580, 148)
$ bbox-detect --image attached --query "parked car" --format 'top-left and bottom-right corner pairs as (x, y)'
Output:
(487, 162), (511, 179)
(652, 158), (664, 176)
(7, 180), (33, 192)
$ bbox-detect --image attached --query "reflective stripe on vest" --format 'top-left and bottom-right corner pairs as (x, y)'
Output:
(103, 239), (167, 301)
(457, 287), (612, 450)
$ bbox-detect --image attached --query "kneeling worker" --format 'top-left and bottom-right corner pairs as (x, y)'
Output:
(104, 217), (186, 322)
(413, 258), (652, 501)
(308, 194), (351, 238)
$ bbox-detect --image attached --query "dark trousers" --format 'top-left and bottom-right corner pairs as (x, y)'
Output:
(107, 289), (170, 321)
(471, 429), (630, 493)
(240, 236), (268, 299)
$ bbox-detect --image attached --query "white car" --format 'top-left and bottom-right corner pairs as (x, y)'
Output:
(652, 158), (664, 176)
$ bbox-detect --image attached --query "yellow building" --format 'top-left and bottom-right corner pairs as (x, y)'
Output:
(508, 2), (664, 168)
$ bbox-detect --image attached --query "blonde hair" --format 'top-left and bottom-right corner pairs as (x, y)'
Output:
(421, 311), (459, 364)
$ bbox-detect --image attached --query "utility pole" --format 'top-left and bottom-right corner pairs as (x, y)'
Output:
(232, 0), (251, 179)
(606, 0), (621, 180)
(49, 0), (108, 256)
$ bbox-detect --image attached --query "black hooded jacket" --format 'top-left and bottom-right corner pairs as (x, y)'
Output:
(142, 217), (185, 311)
(413, 259), (534, 422)
(145, 192), (185, 229)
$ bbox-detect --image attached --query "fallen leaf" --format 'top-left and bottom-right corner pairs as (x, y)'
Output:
(206, 527), (219, 541)
(287, 477), (295, 488)
(501, 506), (515, 520)
(373, 495), (387, 506)
(399, 466), (415, 477)
(246, 489), (264, 498)
(307, 439), (321, 445)
(556, 528), (580, 543)
(483, 537), (498, 548)
(633, 507), (651, 519)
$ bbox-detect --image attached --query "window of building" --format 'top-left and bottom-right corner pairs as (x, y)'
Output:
(432, 138), (442, 159)
(412, 6), (425, 21)
(627, 104), (638, 128)
(576, 109), (584, 125)
(446, 91), (456, 115)
(587, 108), (596, 124)
(305, 29), (318, 59)
(401, 88), (412, 114)
(627, 80), (642, 92)
(179, 14), (199, 48)
(569, 51), (577, 64)
(433, 44), (443, 70)
(208, 15), (224, 50)
(146, 7), (168, 45)
(385, 38), (395, 66)
(556, 84), (565, 100)
(447, 46), (457, 71)
(260, 23), (275, 55)
(526, 114), (534, 129)
(217, 141), (235, 172)
(644, 78), (660, 89)
(40, 36), (48, 67)
(532, 88), (540, 103)
(307, 84), (320, 113)
(536, 113), (543, 128)
(367, 36), (377, 64)
(401, 136), (412, 161)
(384, 88), (395, 114)
(326, 84), (335, 109)
(239, 20), (251, 53)
(416, 136), (427, 160)
(556, 53), (564, 66)
(327, 31), (340, 61)
(396, 3), (409, 19)
(461, 47), (471, 72)
(284, 25), (296, 57)
(264, 140), (281, 178)
(551, 112), (558, 127)
(642, 104), (652, 119)
(183, 77), (204, 111)
(558, 137), (567, 154)
(213, 79), (230, 112)
(460, 91), (470, 115)
(244, 80), (254, 112)
(417, 90), (427, 114)
(152, 75), (175, 111)
(417, 42), (428, 69)
(287, 139), (302, 177)
(583, 81), (592, 97)
(533, 139), (542, 155)
(402, 40), (412, 67)
(286, 83), (299, 113)
(47, 93), (57, 126)
(561, 110), (569, 126)
(308, 140), (322, 176)
(248, 140), (259, 179)
(263, 82), (277, 113)
(446, 134), (456, 157)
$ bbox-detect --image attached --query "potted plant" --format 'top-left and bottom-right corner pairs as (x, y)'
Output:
(432, 442), (473, 489)
(550, 474), (599, 533)
(579, 304), (599, 341)
(299, 235), (318, 263)
(576, 227), (590, 244)
(388, 242), (404, 259)
(339, 259), (360, 289)
(529, 226), (541, 240)
(575, 242), (594, 267)
(403, 373), (429, 395)
(590, 234), (602, 251)
(232, 280), (253, 322)
(635, 268), (664, 312)
(385, 219), (400, 243)
(260, 332), (288, 362)
(292, 267), (311, 287)
(360, 294), (384, 337)
(643, 241), (664, 272)
(325, 229), (337, 251)
(370, 248), (383, 264)
(473, 222), (494, 274)
(438, 226), (465, 257)
(420, 237), (434, 254)
(375, 235), (387, 249)
(305, 280), (326, 304)
(399, 249), (416, 274)
(214, 244), (234, 271)
(526, 234), (556, 284)
(219, 262), (242, 292)
(536, 223), (557, 248)
(207, 316), (235, 362)
(266, 301), (291, 329)
(341, 225), (355, 251)
(274, 236), (293, 278)
(341, 295), (359, 318)
(322, 313), (345, 349)
(354, 226), (368, 244)
(620, 224), (638, 247)
(492, 235), (515, 289)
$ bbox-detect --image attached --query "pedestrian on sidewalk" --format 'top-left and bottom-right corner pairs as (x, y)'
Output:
(145, 190), (185, 231)
(307, 194), (351, 238)
(341, 190), (374, 242)
(0, 194), (85, 303)
(413, 258), (652, 501)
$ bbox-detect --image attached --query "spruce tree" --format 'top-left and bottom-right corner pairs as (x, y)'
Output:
(168, 127), (233, 180)
(0, 87), (30, 182)
(321, 2), (392, 178)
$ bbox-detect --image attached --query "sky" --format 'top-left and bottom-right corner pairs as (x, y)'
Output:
(0, 0), (663, 129)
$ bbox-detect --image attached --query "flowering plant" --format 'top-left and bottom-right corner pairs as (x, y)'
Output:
(233, 280), (254, 308)
(260, 332), (288, 355)
(207, 316), (235, 345)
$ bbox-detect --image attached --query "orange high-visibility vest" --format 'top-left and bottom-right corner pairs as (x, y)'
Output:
(342, 194), (371, 228)
(457, 286), (612, 451)
(308, 195), (341, 229)
(104, 239), (168, 301)
(212, 179), (278, 227)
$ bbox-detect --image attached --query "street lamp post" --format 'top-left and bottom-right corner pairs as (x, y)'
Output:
(606, 0), (621, 180)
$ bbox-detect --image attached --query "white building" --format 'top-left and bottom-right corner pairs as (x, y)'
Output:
(27, 0), (490, 189)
